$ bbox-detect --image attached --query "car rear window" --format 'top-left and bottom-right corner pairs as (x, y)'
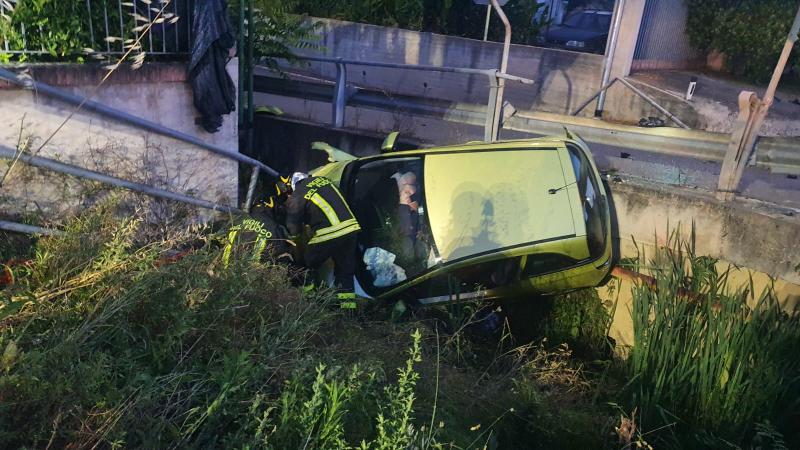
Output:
(349, 157), (437, 293)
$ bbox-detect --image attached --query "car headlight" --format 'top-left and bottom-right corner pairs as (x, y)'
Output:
(566, 40), (586, 48)
(535, 35), (546, 44)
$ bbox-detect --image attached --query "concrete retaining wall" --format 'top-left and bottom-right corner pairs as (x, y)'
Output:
(294, 17), (700, 126)
(0, 62), (239, 223)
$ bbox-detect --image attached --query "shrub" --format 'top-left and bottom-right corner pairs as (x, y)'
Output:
(293, 0), (547, 45)
(685, 0), (800, 82)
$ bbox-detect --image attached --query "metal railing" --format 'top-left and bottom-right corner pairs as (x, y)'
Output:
(0, 0), (193, 57)
(0, 66), (279, 236)
(263, 55), (535, 142)
(254, 70), (800, 175)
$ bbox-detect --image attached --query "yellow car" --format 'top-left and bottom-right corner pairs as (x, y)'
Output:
(310, 132), (612, 305)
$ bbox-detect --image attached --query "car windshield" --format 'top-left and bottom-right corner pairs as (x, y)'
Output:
(348, 157), (437, 292)
(567, 144), (607, 259)
(563, 12), (611, 31)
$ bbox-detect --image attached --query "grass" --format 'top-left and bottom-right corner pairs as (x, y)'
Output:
(1, 205), (799, 449)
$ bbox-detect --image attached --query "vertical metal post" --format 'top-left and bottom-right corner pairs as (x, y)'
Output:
(102, 1), (110, 53)
(483, 4), (491, 41)
(717, 4), (800, 201)
(333, 62), (347, 128)
(173, 0), (180, 52)
(596, 0), (625, 117)
(246, 0), (254, 154)
(489, 0), (510, 141)
(118, 0), (125, 53)
(484, 72), (499, 142)
(146, 1), (154, 52)
(238, 0), (245, 126)
(85, 0), (95, 47)
(244, 166), (260, 211)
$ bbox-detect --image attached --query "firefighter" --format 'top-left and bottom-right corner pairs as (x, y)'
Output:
(222, 180), (296, 269)
(284, 172), (361, 301)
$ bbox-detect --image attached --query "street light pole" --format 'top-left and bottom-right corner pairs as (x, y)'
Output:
(483, 4), (491, 41)
(489, 0), (511, 141)
(595, 0), (625, 117)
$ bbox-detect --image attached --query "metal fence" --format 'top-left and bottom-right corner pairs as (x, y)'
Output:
(632, 0), (704, 70)
(1, 0), (193, 57)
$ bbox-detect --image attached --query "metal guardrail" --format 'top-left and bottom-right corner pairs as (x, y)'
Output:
(0, 0), (193, 57)
(254, 74), (800, 174)
(264, 55), (535, 142)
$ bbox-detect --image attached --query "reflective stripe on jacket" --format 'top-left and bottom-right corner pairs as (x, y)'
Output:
(286, 176), (361, 244)
(222, 218), (274, 267)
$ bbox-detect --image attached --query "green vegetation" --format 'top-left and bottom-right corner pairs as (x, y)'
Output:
(231, 0), (321, 73)
(624, 231), (800, 448)
(292, 0), (548, 45)
(1, 204), (799, 449)
(685, 0), (800, 82)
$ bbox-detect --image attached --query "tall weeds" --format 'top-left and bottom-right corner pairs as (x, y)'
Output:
(626, 229), (800, 446)
(0, 203), (444, 449)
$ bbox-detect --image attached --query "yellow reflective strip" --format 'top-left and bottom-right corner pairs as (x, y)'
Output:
(313, 218), (360, 239)
(252, 236), (268, 262)
(309, 192), (340, 226)
(308, 220), (360, 244)
(222, 229), (238, 267)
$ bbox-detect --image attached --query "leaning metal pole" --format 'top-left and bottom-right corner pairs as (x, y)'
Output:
(0, 220), (62, 236)
(0, 144), (239, 214)
(489, 0), (511, 141)
(717, 4), (800, 201)
(0, 67), (278, 177)
(595, 0), (625, 117)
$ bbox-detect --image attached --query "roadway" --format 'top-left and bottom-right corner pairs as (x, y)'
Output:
(252, 72), (800, 212)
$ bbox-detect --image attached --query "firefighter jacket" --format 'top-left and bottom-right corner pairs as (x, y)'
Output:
(286, 176), (361, 245)
(222, 198), (294, 267)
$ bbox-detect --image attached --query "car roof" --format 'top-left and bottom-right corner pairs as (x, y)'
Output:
(422, 144), (581, 262)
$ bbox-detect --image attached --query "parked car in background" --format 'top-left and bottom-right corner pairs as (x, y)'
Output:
(309, 133), (613, 305)
(539, 9), (612, 54)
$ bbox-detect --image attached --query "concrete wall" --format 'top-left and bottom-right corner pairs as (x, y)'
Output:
(295, 17), (699, 126)
(603, 179), (800, 347)
(0, 62), (239, 224)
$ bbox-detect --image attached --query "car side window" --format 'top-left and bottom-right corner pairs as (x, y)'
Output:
(412, 257), (522, 300)
(522, 253), (580, 278)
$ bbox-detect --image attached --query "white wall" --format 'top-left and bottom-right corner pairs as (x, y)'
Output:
(0, 61), (239, 224)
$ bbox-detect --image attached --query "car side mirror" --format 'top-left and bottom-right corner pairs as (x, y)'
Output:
(381, 131), (400, 153)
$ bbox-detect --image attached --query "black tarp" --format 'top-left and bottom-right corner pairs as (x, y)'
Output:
(188, 0), (236, 133)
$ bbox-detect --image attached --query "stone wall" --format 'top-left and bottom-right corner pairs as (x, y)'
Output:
(0, 61), (239, 224)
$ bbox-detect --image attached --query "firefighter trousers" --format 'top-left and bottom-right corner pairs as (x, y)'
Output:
(303, 232), (358, 291)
